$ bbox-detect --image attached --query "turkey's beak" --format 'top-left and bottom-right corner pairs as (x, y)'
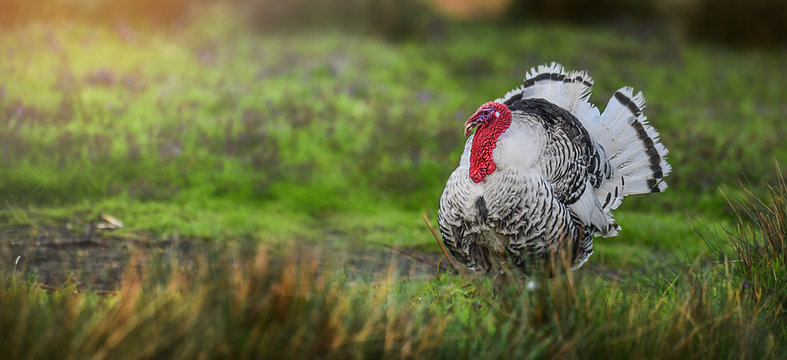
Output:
(464, 118), (482, 137)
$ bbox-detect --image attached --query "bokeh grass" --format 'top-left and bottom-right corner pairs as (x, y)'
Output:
(2, 16), (785, 210)
(2, 14), (785, 258)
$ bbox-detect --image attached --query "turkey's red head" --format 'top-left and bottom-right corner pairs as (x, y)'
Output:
(464, 101), (511, 136)
(466, 101), (512, 183)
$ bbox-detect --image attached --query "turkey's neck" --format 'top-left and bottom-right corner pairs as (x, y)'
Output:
(469, 117), (512, 183)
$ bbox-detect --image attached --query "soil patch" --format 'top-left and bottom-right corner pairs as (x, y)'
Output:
(0, 225), (450, 291)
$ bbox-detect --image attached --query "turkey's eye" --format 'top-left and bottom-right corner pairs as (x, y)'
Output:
(482, 109), (490, 116)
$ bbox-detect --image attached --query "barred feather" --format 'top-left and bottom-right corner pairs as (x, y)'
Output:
(590, 87), (671, 212)
(438, 62), (671, 276)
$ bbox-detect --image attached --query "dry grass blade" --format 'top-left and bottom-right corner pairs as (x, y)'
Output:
(383, 244), (438, 270)
(421, 212), (459, 273)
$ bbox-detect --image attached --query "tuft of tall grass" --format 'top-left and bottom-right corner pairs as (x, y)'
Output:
(715, 165), (787, 308)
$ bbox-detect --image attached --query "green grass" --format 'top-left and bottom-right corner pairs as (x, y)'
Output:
(3, 15), (785, 256)
(2, 16), (785, 212)
(1, 4), (786, 358)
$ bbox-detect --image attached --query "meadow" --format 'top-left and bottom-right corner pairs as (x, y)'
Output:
(1, 5), (786, 358)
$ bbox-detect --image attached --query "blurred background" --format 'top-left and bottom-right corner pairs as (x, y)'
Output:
(0, 0), (785, 286)
(2, 0), (787, 44)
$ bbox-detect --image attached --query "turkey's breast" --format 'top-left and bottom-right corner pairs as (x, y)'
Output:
(438, 164), (584, 274)
(492, 116), (548, 173)
(458, 113), (548, 175)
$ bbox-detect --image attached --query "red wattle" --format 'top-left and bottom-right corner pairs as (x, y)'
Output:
(469, 111), (511, 183)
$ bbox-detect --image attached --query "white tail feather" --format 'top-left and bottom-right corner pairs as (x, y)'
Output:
(498, 63), (670, 219)
(497, 62), (601, 122)
(591, 87), (671, 211)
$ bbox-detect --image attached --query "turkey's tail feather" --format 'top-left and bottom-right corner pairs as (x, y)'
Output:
(496, 62), (601, 126)
(592, 87), (671, 211)
(497, 62), (670, 213)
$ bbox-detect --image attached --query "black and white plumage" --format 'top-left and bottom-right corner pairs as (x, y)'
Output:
(438, 63), (671, 276)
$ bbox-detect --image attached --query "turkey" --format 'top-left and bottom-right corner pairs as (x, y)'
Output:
(438, 62), (671, 277)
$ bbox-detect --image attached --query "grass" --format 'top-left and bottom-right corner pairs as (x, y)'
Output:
(1, 226), (785, 359)
(2, 17), (785, 212)
(3, 16), (784, 257)
(708, 167), (787, 308)
(1, 4), (786, 358)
